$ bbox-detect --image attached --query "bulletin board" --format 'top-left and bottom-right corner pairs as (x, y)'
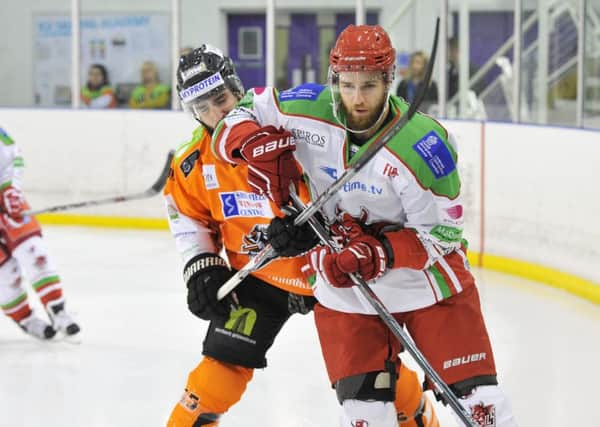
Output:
(33, 13), (170, 106)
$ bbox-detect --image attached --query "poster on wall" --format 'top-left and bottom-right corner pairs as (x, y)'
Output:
(34, 13), (170, 107)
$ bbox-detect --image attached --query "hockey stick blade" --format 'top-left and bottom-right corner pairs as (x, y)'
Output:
(216, 18), (440, 301)
(24, 150), (175, 216)
(197, 412), (220, 425)
(149, 149), (176, 193)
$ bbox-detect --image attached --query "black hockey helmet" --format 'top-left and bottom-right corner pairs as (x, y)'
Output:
(176, 44), (244, 115)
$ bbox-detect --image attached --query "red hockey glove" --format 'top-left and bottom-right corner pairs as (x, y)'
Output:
(1, 186), (24, 219)
(329, 212), (364, 245)
(238, 125), (301, 206)
(306, 234), (389, 288)
(306, 245), (353, 288)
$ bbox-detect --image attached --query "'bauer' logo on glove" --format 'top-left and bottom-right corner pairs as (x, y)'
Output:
(239, 125), (301, 206)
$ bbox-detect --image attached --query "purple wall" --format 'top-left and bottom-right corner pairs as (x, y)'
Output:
(289, 14), (319, 85)
(228, 14), (266, 88)
(227, 12), (379, 89)
(335, 12), (379, 37)
(469, 12), (514, 76)
(467, 9), (574, 98)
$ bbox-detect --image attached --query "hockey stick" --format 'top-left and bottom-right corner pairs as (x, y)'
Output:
(23, 150), (175, 216)
(288, 192), (477, 427)
(196, 412), (220, 425)
(216, 18), (441, 301)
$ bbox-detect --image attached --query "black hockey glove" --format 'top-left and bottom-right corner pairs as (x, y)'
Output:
(267, 208), (320, 257)
(183, 254), (234, 321)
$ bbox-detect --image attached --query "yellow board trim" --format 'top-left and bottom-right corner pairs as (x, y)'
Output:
(37, 213), (169, 230)
(468, 252), (600, 305)
(36, 214), (599, 305)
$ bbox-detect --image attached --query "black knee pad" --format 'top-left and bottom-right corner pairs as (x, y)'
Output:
(450, 374), (498, 398)
(335, 361), (397, 404)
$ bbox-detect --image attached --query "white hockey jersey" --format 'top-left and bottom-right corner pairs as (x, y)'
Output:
(213, 85), (475, 314)
(0, 128), (24, 191)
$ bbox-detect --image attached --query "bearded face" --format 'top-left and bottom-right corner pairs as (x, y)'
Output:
(337, 71), (388, 132)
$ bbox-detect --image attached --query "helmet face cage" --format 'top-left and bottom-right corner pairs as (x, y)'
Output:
(185, 85), (227, 118)
(177, 44), (244, 119)
(328, 25), (396, 133)
(328, 66), (394, 134)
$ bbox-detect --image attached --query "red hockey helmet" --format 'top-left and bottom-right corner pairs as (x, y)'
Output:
(329, 25), (396, 73)
(328, 25), (396, 134)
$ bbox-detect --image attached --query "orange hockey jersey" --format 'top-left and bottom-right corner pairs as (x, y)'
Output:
(164, 125), (312, 296)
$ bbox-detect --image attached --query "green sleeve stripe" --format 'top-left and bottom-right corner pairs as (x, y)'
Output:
(32, 275), (61, 290)
(210, 123), (227, 159)
(429, 266), (452, 299)
(237, 89), (256, 109)
(0, 181), (12, 190)
(1, 292), (27, 310)
(0, 133), (15, 146)
(174, 140), (195, 159)
(174, 126), (205, 160)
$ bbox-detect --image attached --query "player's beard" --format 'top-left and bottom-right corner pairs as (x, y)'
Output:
(342, 95), (388, 132)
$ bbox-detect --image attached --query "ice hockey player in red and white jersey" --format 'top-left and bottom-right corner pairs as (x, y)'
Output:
(211, 25), (518, 427)
(0, 127), (80, 340)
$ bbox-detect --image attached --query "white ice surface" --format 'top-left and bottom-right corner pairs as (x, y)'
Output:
(0, 226), (599, 426)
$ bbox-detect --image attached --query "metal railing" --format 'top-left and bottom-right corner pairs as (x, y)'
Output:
(450, 0), (600, 124)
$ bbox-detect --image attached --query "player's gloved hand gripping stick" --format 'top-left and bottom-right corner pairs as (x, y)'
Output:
(23, 150), (175, 216)
(216, 18), (441, 302)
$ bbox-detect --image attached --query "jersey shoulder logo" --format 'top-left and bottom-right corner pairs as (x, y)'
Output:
(180, 150), (200, 178)
(412, 130), (456, 179)
(0, 128), (15, 146)
(279, 83), (325, 102)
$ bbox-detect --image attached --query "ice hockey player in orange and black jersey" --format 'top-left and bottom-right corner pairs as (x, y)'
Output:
(164, 44), (440, 427)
